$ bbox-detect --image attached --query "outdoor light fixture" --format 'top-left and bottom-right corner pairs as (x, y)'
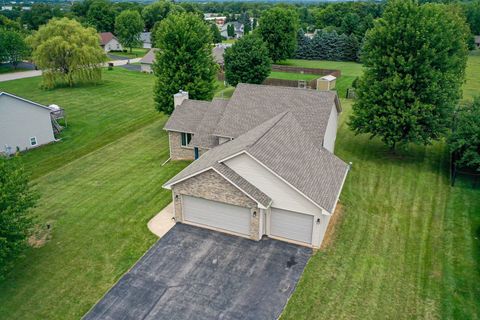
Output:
(175, 194), (179, 199)
(316, 218), (321, 224)
(253, 211), (257, 217)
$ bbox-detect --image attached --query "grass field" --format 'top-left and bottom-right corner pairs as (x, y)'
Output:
(269, 71), (319, 81)
(0, 68), (159, 179)
(108, 48), (149, 58)
(0, 55), (479, 319)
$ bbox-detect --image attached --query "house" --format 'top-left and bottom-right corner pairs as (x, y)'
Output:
(162, 84), (349, 248)
(99, 32), (123, 52)
(220, 22), (244, 39)
(140, 32), (152, 49)
(139, 48), (158, 73)
(475, 36), (480, 49)
(140, 47), (225, 73)
(204, 14), (227, 27)
(0, 92), (64, 155)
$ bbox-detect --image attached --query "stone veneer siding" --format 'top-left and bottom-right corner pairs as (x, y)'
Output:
(172, 169), (260, 240)
(168, 131), (194, 160)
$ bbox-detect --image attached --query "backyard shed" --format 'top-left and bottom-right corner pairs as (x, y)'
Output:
(317, 75), (337, 91)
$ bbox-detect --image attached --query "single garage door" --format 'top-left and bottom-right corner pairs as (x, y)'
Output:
(183, 196), (251, 236)
(270, 208), (313, 244)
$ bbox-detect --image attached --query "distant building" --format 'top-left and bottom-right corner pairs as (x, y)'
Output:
(220, 22), (244, 39)
(475, 36), (480, 49)
(204, 13), (227, 27)
(99, 32), (123, 52)
(0, 92), (65, 155)
(140, 32), (152, 49)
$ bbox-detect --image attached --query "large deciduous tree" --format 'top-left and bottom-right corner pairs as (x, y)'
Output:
(257, 7), (299, 62)
(224, 34), (271, 86)
(0, 29), (29, 69)
(349, 0), (469, 150)
(27, 18), (107, 89)
(87, 0), (115, 32)
(210, 23), (223, 44)
(449, 97), (480, 171)
(115, 10), (144, 53)
(153, 13), (217, 115)
(0, 157), (37, 280)
(141, 0), (184, 31)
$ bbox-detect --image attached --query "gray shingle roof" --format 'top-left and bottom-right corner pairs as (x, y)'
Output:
(164, 111), (348, 213)
(163, 99), (210, 133)
(213, 83), (340, 143)
(189, 98), (228, 149)
(212, 46), (225, 65)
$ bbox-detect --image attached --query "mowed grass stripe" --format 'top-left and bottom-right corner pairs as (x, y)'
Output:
(0, 120), (189, 319)
(0, 68), (159, 179)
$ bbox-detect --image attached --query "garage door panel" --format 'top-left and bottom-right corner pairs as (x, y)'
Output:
(270, 208), (313, 244)
(183, 196), (251, 236)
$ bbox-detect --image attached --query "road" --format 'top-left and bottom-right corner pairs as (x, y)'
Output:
(0, 58), (142, 83)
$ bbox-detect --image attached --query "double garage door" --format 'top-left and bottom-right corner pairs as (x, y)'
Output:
(182, 196), (314, 245)
(183, 196), (251, 236)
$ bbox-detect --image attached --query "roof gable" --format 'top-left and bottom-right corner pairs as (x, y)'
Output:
(164, 99), (211, 134)
(0, 92), (52, 112)
(99, 32), (116, 45)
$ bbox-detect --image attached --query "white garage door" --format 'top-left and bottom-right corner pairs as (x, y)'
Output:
(183, 196), (251, 236)
(270, 208), (313, 244)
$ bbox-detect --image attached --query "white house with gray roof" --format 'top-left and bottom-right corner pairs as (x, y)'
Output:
(163, 84), (349, 248)
(0, 92), (61, 155)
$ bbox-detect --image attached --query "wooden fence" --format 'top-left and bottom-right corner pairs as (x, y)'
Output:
(271, 65), (341, 78)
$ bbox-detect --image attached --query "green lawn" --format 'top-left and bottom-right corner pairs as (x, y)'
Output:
(269, 71), (319, 81)
(464, 50), (480, 101)
(109, 48), (149, 58)
(0, 68), (159, 179)
(222, 38), (237, 44)
(281, 100), (480, 319)
(0, 120), (189, 319)
(0, 56), (479, 319)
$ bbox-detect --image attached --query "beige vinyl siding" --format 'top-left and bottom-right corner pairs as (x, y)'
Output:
(322, 104), (338, 153)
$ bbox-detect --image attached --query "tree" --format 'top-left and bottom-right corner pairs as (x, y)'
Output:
(227, 23), (235, 38)
(153, 13), (217, 114)
(449, 97), (480, 171)
(0, 29), (29, 69)
(21, 3), (63, 30)
(142, 0), (184, 31)
(0, 157), (37, 280)
(224, 34), (271, 86)
(210, 23), (222, 44)
(115, 10), (144, 53)
(244, 21), (251, 35)
(349, 0), (469, 150)
(87, 0), (115, 32)
(27, 18), (107, 89)
(257, 7), (299, 62)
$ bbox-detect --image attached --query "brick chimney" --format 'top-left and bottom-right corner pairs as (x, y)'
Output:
(173, 90), (189, 108)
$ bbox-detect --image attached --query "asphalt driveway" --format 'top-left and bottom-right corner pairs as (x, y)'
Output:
(83, 224), (311, 320)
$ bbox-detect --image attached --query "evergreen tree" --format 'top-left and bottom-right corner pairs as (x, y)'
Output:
(210, 23), (223, 44)
(153, 13), (217, 114)
(224, 34), (271, 86)
(349, 0), (469, 150)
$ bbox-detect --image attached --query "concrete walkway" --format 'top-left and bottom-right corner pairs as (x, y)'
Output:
(0, 58), (142, 83)
(147, 202), (176, 238)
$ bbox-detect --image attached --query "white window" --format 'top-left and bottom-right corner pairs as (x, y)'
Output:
(181, 132), (192, 147)
(30, 136), (37, 146)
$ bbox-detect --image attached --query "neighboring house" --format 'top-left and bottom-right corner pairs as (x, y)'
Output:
(99, 32), (123, 52)
(0, 92), (64, 155)
(220, 22), (244, 39)
(204, 13), (227, 27)
(140, 32), (152, 49)
(139, 48), (158, 73)
(140, 47), (225, 73)
(475, 36), (480, 49)
(162, 84), (349, 249)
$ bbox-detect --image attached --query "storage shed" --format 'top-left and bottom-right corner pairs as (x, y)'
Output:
(317, 75), (337, 91)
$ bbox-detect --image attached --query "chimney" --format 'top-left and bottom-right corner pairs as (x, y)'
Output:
(173, 90), (189, 108)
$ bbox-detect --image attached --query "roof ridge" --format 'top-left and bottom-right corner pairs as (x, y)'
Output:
(248, 111), (290, 149)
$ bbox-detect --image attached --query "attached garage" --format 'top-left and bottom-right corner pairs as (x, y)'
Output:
(270, 208), (314, 245)
(182, 196), (251, 236)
